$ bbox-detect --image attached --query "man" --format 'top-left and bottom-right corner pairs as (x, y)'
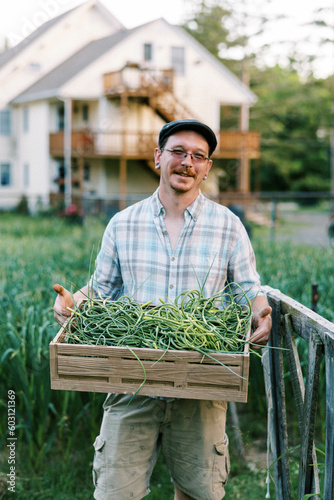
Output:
(54, 119), (272, 500)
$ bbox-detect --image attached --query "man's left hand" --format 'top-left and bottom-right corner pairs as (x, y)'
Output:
(250, 304), (272, 349)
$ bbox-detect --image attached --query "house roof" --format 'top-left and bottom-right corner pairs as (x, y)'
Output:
(10, 15), (257, 105)
(0, 8), (78, 70)
(0, 1), (125, 71)
(11, 28), (138, 103)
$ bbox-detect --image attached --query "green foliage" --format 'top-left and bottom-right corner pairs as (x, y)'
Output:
(14, 195), (30, 215)
(183, 2), (233, 60)
(252, 236), (334, 323)
(250, 67), (332, 192)
(0, 214), (106, 472)
(182, 0), (270, 76)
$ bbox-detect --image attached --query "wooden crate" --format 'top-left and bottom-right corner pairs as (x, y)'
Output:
(50, 320), (250, 403)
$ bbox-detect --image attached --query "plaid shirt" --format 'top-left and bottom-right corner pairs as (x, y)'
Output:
(91, 188), (264, 305)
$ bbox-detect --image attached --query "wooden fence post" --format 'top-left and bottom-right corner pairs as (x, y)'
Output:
(297, 331), (323, 499)
(324, 333), (334, 500)
(266, 295), (291, 499)
(283, 315), (320, 496)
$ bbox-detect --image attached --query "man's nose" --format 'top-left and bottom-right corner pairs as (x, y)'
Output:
(181, 152), (193, 167)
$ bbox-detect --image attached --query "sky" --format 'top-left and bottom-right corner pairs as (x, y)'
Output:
(0, 0), (333, 78)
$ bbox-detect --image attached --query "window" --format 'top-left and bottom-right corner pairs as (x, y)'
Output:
(144, 43), (153, 62)
(57, 161), (65, 193)
(84, 161), (90, 181)
(171, 46), (185, 75)
(0, 163), (11, 186)
(23, 107), (29, 132)
(82, 104), (89, 122)
(57, 105), (64, 131)
(0, 110), (11, 135)
(24, 163), (29, 187)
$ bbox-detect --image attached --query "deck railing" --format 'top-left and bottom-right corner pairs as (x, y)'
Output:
(49, 130), (260, 159)
(104, 66), (174, 96)
(263, 285), (334, 500)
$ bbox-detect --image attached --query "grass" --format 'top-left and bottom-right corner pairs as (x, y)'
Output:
(0, 212), (332, 498)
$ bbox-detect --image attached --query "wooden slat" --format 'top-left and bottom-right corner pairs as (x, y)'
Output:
(264, 286), (334, 341)
(324, 333), (334, 500)
(57, 355), (243, 384)
(283, 315), (320, 496)
(49, 343), (59, 383)
(297, 332), (323, 499)
(50, 378), (247, 402)
(53, 342), (246, 364)
(267, 296), (291, 499)
(283, 315), (305, 426)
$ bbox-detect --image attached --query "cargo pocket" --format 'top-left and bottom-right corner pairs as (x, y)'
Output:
(92, 435), (106, 490)
(214, 434), (230, 487)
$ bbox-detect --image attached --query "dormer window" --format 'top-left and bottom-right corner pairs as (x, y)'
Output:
(171, 46), (185, 75)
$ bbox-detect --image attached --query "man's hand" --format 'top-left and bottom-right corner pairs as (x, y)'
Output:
(53, 284), (75, 325)
(250, 297), (272, 349)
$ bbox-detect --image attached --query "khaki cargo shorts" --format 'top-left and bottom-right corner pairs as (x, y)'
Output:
(93, 394), (230, 500)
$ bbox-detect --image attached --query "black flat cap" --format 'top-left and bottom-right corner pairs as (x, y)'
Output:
(158, 119), (217, 156)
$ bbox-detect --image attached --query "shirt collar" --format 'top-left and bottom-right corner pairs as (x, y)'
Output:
(151, 188), (204, 221)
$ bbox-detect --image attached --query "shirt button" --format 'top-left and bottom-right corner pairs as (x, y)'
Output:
(193, 215), (197, 220)
(163, 230), (168, 235)
(171, 257), (175, 261)
(169, 284), (174, 289)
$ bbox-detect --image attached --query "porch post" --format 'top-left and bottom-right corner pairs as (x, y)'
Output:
(120, 92), (128, 211)
(239, 105), (250, 194)
(63, 97), (72, 208)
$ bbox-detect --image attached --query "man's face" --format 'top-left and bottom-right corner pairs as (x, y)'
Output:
(155, 130), (212, 196)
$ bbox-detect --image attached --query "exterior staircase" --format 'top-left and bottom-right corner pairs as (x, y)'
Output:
(148, 89), (196, 122)
(104, 64), (197, 123)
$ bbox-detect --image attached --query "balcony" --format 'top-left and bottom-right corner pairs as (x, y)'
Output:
(217, 131), (260, 159)
(104, 64), (174, 97)
(50, 130), (158, 159)
(49, 130), (260, 160)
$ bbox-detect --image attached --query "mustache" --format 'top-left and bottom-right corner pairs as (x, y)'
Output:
(175, 168), (194, 176)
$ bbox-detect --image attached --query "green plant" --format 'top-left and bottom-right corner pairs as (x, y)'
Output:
(14, 195), (29, 215)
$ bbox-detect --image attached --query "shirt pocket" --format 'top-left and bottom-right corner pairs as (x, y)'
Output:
(186, 249), (226, 295)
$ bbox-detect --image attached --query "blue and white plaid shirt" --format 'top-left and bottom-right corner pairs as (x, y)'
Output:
(91, 188), (264, 305)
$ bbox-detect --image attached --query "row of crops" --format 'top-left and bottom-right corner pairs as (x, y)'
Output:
(0, 213), (333, 498)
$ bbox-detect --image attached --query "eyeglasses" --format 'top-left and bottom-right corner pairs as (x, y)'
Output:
(160, 148), (210, 164)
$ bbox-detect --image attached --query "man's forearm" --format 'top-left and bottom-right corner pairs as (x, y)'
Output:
(73, 285), (94, 303)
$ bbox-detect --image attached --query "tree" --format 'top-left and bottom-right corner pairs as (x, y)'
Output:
(182, 0), (273, 78)
(182, 0), (333, 194)
(249, 66), (332, 192)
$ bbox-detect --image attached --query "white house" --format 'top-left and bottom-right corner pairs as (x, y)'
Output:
(0, 0), (260, 212)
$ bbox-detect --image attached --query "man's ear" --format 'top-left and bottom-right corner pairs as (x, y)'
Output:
(154, 148), (162, 169)
(205, 159), (213, 177)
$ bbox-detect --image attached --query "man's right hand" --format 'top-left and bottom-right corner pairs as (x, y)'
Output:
(53, 284), (75, 325)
